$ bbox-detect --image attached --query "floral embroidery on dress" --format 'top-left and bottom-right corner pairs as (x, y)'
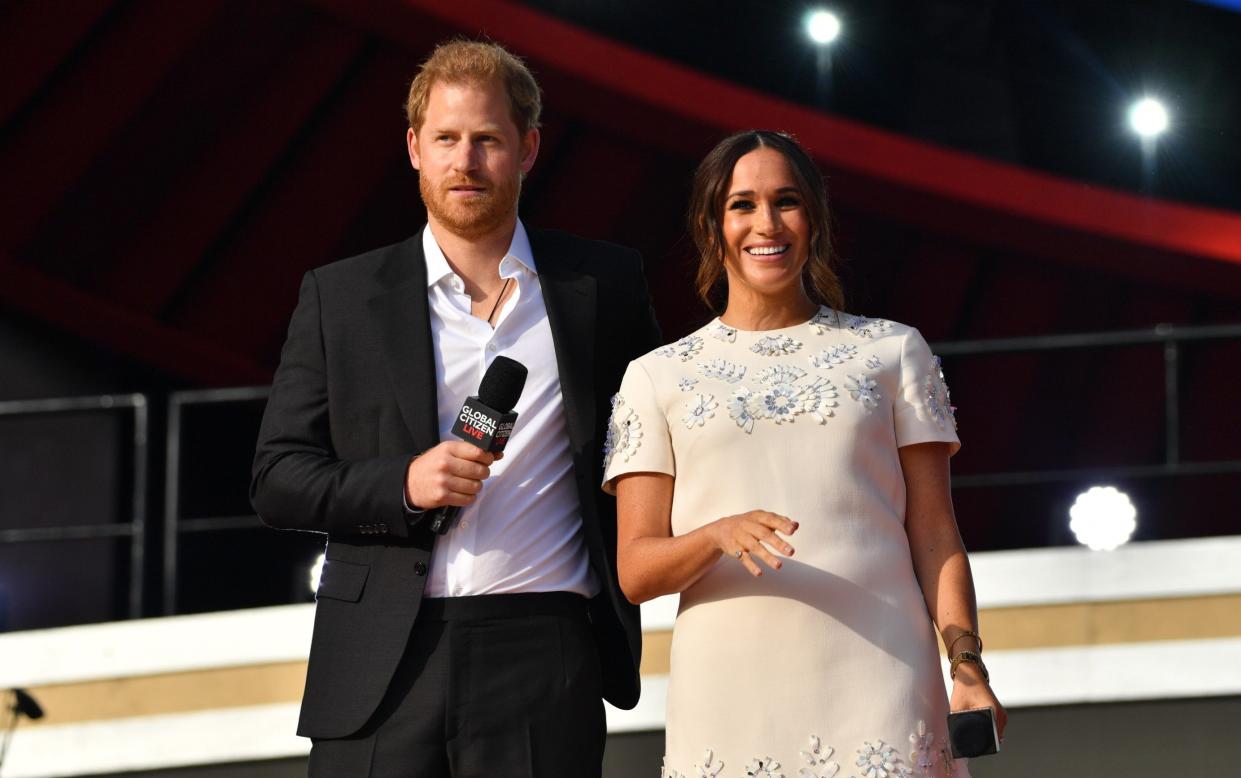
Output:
(842, 314), (893, 339)
(809, 309), (835, 334)
(922, 356), (957, 430)
(745, 757), (784, 778)
(798, 377), (839, 423)
(865, 354), (882, 369)
(809, 344), (858, 369)
(855, 741), (911, 778)
(669, 726), (952, 778)
(758, 364), (807, 385)
(657, 334), (705, 362)
(679, 377), (699, 392)
(908, 721), (937, 777)
(937, 745), (956, 778)
(758, 383), (802, 424)
(712, 323), (738, 343)
(728, 387), (760, 434)
(700, 358), (747, 384)
(602, 395), (642, 472)
(751, 335), (802, 356)
(696, 748), (725, 778)
(684, 393), (718, 429)
(723, 372), (838, 432)
(845, 374), (881, 408)
(798, 735), (840, 778)
(661, 758), (685, 778)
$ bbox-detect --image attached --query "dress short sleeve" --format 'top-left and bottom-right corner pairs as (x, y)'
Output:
(893, 327), (961, 455)
(602, 359), (674, 495)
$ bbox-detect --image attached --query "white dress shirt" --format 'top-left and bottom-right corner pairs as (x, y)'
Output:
(420, 221), (598, 598)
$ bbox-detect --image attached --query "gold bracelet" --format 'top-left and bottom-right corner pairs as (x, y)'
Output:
(950, 650), (989, 683)
(947, 629), (983, 656)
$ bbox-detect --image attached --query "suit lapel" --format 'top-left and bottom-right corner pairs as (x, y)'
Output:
(368, 237), (441, 453)
(532, 231), (597, 458)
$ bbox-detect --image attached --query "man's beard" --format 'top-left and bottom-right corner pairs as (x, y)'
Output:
(420, 172), (521, 240)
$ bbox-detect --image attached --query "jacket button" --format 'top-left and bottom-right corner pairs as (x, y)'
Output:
(414, 561), (427, 576)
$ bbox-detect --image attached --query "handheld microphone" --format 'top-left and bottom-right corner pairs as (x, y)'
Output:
(427, 356), (528, 534)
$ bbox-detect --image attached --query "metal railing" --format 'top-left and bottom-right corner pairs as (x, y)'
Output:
(162, 386), (269, 615)
(1, 321), (1239, 626)
(937, 322), (1241, 488)
(0, 393), (149, 619)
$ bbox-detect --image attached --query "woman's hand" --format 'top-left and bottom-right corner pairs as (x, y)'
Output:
(949, 663), (1007, 742)
(706, 510), (798, 576)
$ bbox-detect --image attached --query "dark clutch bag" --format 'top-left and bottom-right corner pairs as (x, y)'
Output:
(947, 707), (1000, 758)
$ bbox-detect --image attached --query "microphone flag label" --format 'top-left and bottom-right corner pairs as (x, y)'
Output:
(451, 396), (518, 453)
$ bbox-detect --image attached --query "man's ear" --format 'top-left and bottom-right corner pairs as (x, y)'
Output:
(519, 128), (540, 175)
(407, 127), (421, 171)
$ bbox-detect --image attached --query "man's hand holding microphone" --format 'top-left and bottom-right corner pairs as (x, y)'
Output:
(404, 356), (528, 534)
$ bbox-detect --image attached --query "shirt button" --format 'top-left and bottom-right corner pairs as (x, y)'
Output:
(459, 520), (470, 530)
(488, 343), (497, 352)
(414, 561), (427, 576)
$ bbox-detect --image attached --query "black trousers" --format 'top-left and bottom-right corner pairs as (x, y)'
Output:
(308, 592), (606, 778)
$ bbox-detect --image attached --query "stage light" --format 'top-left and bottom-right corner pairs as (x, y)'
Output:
(1069, 486), (1137, 551)
(806, 9), (841, 44)
(1128, 97), (1169, 138)
(308, 551), (325, 595)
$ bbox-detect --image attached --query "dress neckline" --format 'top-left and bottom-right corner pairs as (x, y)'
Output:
(712, 306), (833, 336)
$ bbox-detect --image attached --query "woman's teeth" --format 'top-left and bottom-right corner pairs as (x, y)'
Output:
(746, 245), (789, 256)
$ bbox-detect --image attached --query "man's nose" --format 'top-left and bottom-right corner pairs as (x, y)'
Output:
(451, 141), (479, 173)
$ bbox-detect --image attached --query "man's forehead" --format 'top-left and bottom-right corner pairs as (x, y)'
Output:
(426, 77), (505, 104)
(422, 78), (517, 128)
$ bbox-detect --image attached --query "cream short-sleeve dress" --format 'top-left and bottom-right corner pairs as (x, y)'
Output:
(604, 307), (969, 778)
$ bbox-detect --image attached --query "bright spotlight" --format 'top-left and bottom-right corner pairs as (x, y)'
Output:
(1069, 486), (1137, 551)
(1128, 98), (1169, 138)
(806, 10), (841, 44)
(308, 551), (325, 595)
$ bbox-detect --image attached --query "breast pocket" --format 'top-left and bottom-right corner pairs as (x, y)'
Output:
(315, 559), (370, 602)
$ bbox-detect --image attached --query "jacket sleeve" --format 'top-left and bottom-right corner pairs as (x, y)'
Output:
(250, 271), (413, 539)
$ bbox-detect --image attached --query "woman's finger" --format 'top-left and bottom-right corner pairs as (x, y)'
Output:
(747, 543), (784, 571)
(751, 526), (795, 556)
(739, 552), (763, 577)
(757, 512), (799, 536)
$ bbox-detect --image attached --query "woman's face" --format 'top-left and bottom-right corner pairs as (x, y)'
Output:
(720, 146), (811, 300)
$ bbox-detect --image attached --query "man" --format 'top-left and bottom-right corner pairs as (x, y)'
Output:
(251, 40), (661, 777)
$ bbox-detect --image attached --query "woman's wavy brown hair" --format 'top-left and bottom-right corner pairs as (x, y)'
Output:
(688, 130), (843, 311)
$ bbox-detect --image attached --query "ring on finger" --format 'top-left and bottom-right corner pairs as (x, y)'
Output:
(734, 550), (744, 559)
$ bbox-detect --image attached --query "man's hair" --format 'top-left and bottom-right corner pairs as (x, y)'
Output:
(405, 39), (542, 135)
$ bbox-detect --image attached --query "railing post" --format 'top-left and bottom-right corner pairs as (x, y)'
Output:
(1162, 336), (1180, 466)
(129, 394), (148, 619)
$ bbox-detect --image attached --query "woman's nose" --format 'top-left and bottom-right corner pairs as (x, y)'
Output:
(756, 203), (782, 234)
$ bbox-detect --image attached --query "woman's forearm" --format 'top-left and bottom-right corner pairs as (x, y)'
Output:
(914, 541), (982, 652)
(619, 526), (723, 604)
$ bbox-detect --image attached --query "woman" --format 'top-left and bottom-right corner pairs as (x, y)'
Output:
(603, 131), (1005, 778)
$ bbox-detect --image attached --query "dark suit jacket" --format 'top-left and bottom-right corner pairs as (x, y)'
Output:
(251, 228), (661, 739)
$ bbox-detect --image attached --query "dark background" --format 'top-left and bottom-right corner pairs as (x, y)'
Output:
(1, 0), (1239, 632)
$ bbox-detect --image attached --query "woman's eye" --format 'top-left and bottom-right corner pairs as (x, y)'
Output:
(729, 199), (755, 211)
(778, 196), (801, 207)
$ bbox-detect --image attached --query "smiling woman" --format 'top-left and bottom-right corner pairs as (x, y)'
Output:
(605, 130), (1004, 776)
(688, 130), (843, 321)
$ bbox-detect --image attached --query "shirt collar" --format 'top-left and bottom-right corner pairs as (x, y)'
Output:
(422, 219), (537, 288)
